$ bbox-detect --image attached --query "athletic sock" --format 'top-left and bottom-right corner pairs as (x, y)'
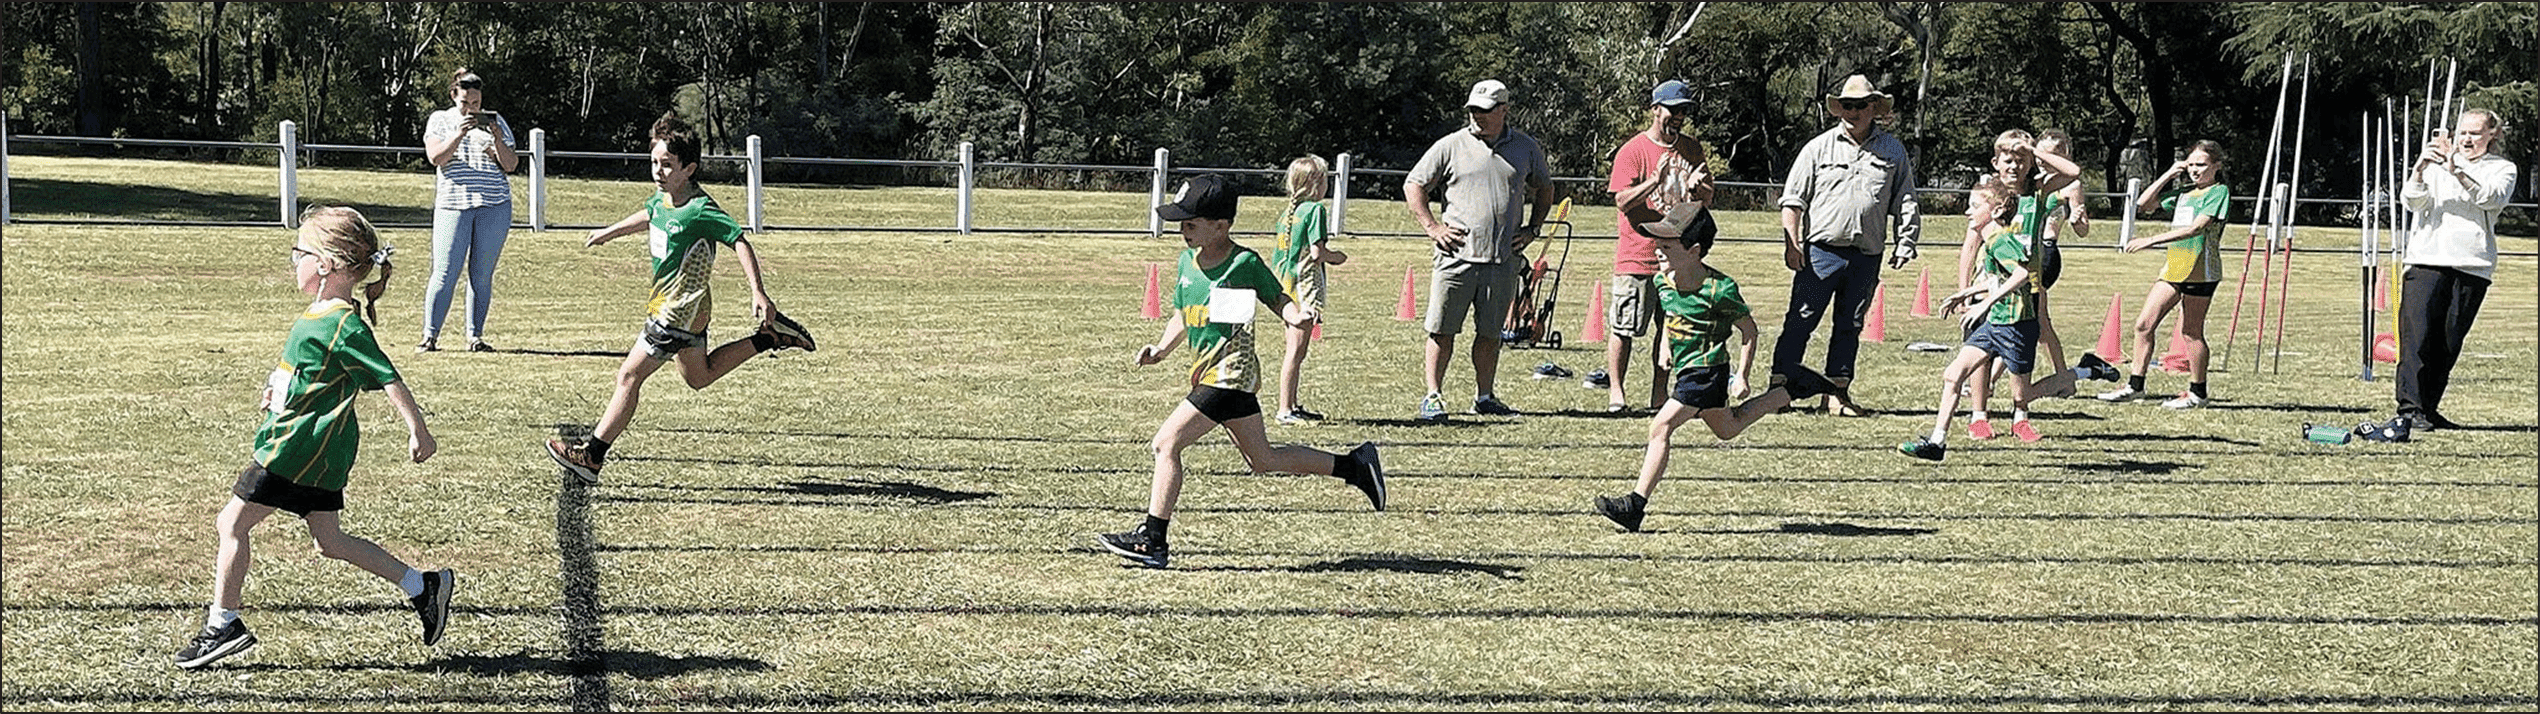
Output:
(751, 333), (777, 353)
(398, 568), (425, 598)
(207, 607), (241, 630)
(585, 438), (611, 463)
(1971, 410), (1990, 423)
(1332, 452), (1364, 482)
(1142, 515), (1171, 541)
(2128, 375), (2146, 392)
(1927, 425), (1948, 444)
(2189, 382), (2209, 399)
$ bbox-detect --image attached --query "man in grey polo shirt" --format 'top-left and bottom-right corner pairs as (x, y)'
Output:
(1773, 74), (1922, 416)
(1404, 79), (1557, 421)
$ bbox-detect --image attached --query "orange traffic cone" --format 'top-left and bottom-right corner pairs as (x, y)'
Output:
(1141, 263), (1164, 319)
(2159, 322), (2194, 374)
(2095, 292), (2128, 364)
(1863, 283), (1888, 342)
(1583, 283), (1608, 343)
(1394, 268), (1419, 321)
(1909, 267), (1934, 318)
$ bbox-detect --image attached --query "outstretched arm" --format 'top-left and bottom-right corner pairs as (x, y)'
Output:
(586, 210), (648, 247)
(381, 380), (436, 463)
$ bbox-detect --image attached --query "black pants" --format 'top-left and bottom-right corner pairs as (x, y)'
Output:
(2395, 265), (2490, 419)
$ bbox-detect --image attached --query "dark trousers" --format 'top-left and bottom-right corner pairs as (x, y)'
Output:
(1774, 244), (1882, 382)
(2395, 265), (2489, 419)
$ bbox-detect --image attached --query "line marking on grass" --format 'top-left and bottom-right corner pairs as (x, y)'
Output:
(554, 465), (612, 712)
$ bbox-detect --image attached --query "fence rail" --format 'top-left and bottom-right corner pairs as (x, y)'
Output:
(5, 115), (2533, 255)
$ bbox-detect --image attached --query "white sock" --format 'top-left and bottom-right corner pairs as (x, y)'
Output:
(2013, 409), (2032, 423)
(1971, 410), (1990, 423)
(207, 607), (241, 630)
(398, 568), (425, 598)
(1927, 426), (1948, 444)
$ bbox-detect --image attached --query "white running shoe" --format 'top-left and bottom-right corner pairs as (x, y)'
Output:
(2160, 392), (2209, 410)
(2096, 386), (2145, 403)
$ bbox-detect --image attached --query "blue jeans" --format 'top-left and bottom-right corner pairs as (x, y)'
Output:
(423, 203), (512, 342)
(1773, 244), (1881, 382)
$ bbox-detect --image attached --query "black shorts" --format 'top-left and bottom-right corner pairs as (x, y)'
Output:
(232, 462), (343, 516)
(2038, 241), (2063, 291)
(1186, 385), (1263, 424)
(1669, 365), (1731, 411)
(2168, 280), (2219, 299)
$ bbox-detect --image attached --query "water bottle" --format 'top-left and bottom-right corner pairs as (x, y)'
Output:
(2302, 422), (2352, 445)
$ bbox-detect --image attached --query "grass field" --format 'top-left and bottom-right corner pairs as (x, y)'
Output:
(3, 157), (2535, 711)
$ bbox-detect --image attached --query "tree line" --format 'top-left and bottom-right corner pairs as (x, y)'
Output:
(5, 2), (2533, 207)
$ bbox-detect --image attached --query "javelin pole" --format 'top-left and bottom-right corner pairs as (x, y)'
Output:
(2221, 53), (2293, 370)
(2271, 54), (2311, 374)
(2359, 110), (2376, 381)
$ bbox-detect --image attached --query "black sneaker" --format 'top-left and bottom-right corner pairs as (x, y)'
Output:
(762, 310), (817, 352)
(411, 568), (455, 646)
(545, 439), (603, 484)
(1595, 493), (1647, 532)
(1531, 362), (1574, 380)
(1096, 526), (1170, 568)
(1779, 364), (1841, 401)
(1582, 370), (1611, 390)
(2075, 352), (2119, 382)
(1343, 442), (1386, 511)
(1898, 436), (1946, 461)
(173, 619), (257, 669)
(1472, 396), (1519, 416)
(2355, 418), (2411, 443)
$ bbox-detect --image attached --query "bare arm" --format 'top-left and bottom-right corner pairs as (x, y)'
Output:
(2124, 214), (2217, 253)
(585, 210), (649, 247)
(424, 114), (467, 168)
(731, 236), (778, 327)
(1136, 314), (1189, 366)
(381, 380), (436, 463)
(1730, 314), (1759, 396)
(1404, 182), (1464, 252)
(488, 117), (520, 173)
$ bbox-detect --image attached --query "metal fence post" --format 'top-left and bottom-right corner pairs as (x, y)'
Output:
(746, 135), (766, 234)
(279, 120), (299, 227)
(529, 128), (547, 232)
(2119, 177), (2141, 248)
(957, 141), (974, 235)
(1150, 148), (1171, 238)
(1332, 152), (1351, 235)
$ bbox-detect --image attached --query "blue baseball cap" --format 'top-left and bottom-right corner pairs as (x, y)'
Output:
(1651, 79), (1695, 108)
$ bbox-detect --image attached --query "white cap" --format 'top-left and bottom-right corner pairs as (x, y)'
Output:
(1465, 79), (1512, 111)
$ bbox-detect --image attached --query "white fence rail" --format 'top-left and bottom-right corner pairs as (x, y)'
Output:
(4, 115), (2532, 254)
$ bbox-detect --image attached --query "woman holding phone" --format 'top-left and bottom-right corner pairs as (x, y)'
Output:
(419, 68), (518, 352)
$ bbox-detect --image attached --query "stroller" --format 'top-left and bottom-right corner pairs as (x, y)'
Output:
(1502, 198), (1576, 349)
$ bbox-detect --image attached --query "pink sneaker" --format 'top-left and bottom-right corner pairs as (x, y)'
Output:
(1968, 419), (1997, 440)
(2010, 420), (2042, 442)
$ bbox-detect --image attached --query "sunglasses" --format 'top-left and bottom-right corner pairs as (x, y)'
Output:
(457, 78), (483, 90)
(1837, 98), (1872, 111)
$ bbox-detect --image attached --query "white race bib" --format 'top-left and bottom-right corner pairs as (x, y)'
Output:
(1207, 287), (1256, 324)
(265, 368), (293, 414)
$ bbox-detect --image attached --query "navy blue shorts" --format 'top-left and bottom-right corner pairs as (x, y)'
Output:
(2168, 280), (2219, 299)
(1966, 319), (2042, 375)
(1186, 385), (1263, 424)
(1669, 365), (1731, 410)
(232, 462), (343, 516)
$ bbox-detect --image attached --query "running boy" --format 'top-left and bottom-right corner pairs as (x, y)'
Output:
(175, 206), (454, 669)
(1593, 207), (1840, 532)
(544, 113), (815, 482)
(2097, 140), (2229, 409)
(1270, 154), (1349, 425)
(1900, 139), (2121, 461)
(1097, 174), (1387, 569)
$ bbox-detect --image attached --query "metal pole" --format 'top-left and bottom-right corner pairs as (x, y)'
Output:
(1149, 147), (1171, 238)
(2359, 111), (2376, 382)
(529, 128), (547, 232)
(957, 141), (974, 235)
(2273, 56), (2312, 373)
(1332, 152), (1352, 236)
(3, 112), (11, 225)
(279, 120), (299, 227)
(746, 134), (764, 234)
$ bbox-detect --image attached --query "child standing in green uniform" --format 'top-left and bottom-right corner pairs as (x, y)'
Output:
(1098, 174), (1386, 569)
(176, 206), (454, 670)
(2099, 140), (2230, 409)
(1593, 209), (1841, 532)
(545, 113), (816, 482)
(1270, 155), (1349, 425)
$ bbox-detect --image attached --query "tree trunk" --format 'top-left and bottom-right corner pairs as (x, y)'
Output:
(2088, 2), (2174, 163)
(76, 2), (105, 136)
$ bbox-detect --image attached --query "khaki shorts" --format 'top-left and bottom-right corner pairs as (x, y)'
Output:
(1607, 273), (1660, 338)
(1425, 258), (1518, 336)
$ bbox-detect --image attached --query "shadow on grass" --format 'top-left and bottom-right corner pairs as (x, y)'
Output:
(1278, 556), (1525, 580)
(8, 178), (435, 225)
(717, 478), (995, 504)
(499, 346), (630, 358)
(2056, 459), (2194, 475)
(9, 688), (2532, 710)
(2204, 401), (2379, 415)
(2058, 432), (2263, 448)
(222, 649), (772, 680)
(1674, 522), (1940, 537)
(612, 453), (1136, 479)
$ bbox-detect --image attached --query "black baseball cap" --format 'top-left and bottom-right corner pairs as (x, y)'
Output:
(1156, 174), (1238, 222)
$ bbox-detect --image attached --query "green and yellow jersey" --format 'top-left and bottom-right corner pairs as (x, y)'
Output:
(254, 299), (401, 490)
(2157, 183), (2230, 284)
(1270, 200), (1329, 296)
(1658, 268), (1751, 371)
(644, 191), (744, 331)
(1174, 246), (1285, 392)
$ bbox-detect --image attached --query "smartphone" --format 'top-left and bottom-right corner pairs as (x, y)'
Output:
(471, 111), (499, 126)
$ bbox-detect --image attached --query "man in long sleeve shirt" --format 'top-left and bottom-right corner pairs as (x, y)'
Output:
(1773, 75), (1922, 416)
